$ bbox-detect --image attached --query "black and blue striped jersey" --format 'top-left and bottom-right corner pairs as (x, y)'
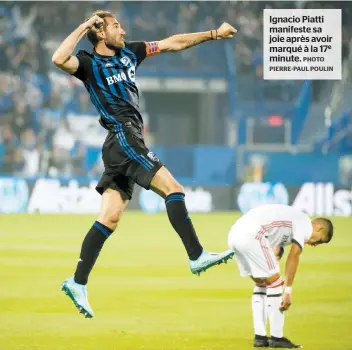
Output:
(72, 42), (151, 130)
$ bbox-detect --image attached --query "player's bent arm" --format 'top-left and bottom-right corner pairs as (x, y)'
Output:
(284, 242), (302, 288)
(53, 56), (80, 75)
(154, 22), (237, 54)
(52, 24), (88, 73)
(52, 15), (103, 73)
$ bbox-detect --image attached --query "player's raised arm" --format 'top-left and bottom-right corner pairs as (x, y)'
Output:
(149, 22), (237, 55)
(280, 242), (302, 311)
(52, 15), (103, 74)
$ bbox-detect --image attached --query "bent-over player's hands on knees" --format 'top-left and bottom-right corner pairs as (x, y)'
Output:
(280, 292), (292, 312)
(216, 22), (237, 39)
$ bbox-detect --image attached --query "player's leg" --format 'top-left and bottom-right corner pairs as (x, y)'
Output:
(149, 166), (202, 260)
(252, 270), (302, 348)
(61, 172), (132, 318)
(74, 188), (129, 285)
(251, 281), (268, 348)
(114, 124), (233, 274)
(228, 228), (279, 347)
(150, 166), (234, 274)
(229, 226), (301, 348)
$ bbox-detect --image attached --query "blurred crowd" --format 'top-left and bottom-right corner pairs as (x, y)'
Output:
(0, 1), (351, 177)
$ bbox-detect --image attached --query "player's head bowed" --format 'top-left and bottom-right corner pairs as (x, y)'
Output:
(307, 217), (334, 246)
(86, 10), (126, 49)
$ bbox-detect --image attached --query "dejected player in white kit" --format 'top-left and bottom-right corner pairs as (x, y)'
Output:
(228, 204), (333, 348)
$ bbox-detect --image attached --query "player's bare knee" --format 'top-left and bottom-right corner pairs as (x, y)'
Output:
(167, 183), (184, 196)
(98, 211), (122, 231)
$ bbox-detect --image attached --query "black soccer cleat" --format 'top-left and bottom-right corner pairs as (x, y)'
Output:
(269, 336), (303, 348)
(254, 335), (269, 348)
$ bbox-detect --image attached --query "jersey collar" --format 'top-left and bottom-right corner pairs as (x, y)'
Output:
(93, 48), (122, 59)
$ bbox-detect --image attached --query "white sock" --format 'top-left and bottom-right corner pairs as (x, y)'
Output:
(252, 285), (267, 336)
(266, 279), (284, 338)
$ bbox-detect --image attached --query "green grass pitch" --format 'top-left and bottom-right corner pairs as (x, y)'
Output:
(0, 212), (351, 350)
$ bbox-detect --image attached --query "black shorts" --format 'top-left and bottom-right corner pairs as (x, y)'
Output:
(96, 123), (163, 199)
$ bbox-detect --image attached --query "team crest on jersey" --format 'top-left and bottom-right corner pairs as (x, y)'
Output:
(120, 56), (131, 66)
(147, 152), (159, 162)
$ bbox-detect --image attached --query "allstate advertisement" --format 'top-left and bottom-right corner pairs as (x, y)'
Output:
(237, 182), (289, 214)
(0, 178), (231, 214)
(1, 178), (351, 216)
(236, 182), (352, 216)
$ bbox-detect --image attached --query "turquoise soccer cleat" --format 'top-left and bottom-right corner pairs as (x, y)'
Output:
(189, 249), (235, 275)
(61, 277), (94, 318)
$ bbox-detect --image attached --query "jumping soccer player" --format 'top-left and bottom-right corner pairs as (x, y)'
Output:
(52, 11), (237, 318)
(228, 204), (333, 348)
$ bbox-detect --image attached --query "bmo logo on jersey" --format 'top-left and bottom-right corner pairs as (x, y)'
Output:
(106, 66), (136, 84)
(292, 183), (352, 217)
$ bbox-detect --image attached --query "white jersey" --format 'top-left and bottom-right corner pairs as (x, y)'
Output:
(233, 204), (312, 249)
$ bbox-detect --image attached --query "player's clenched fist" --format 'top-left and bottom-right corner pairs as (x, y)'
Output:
(217, 22), (237, 39)
(84, 15), (104, 30)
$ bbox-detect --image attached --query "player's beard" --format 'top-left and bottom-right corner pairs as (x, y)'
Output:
(105, 37), (124, 50)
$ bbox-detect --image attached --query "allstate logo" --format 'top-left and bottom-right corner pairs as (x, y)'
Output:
(139, 188), (164, 214)
(0, 178), (29, 213)
(237, 182), (289, 214)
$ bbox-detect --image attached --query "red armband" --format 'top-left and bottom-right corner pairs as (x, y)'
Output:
(145, 41), (161, 57)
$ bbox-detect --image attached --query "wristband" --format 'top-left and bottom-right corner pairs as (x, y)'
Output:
(284, 286), (292, 294)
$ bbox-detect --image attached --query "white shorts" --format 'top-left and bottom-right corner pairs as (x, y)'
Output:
(228, 224), (279, 278)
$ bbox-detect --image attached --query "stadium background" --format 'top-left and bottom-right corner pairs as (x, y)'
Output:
(0, 1), (351, 350)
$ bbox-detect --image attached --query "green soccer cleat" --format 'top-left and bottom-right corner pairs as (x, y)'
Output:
(61, 277), (94, 318)
(189, 249), (235, 275)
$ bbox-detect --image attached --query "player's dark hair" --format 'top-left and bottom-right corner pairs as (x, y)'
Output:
(86, 10), (114, 46)
(317, 217), (334, 243)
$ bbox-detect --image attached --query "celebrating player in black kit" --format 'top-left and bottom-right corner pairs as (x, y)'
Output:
(52, 10), (237, 318)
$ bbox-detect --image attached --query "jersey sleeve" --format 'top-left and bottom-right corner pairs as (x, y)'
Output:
(292, 218), (313, 250)
(72, 50), (91, 81)
(125, 41), (161, 66)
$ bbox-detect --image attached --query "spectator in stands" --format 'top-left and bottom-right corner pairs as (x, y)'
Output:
(9, 96), (34, 139)
(12, 4), (37, 42)
(0, 124), (24, 174)
(19, 128), (41, 177)
(41, 89), (64, 128)
(49, 119), (76, 177)
(72, 142), (87, 176)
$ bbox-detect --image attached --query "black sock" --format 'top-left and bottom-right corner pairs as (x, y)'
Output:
(74, 221), (113, 285)
(165, 192), (203, 260)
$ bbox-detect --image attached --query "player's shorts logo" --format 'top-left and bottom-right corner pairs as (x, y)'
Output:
(147, 152), (159, 162)
(120, 56), (131, 66)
